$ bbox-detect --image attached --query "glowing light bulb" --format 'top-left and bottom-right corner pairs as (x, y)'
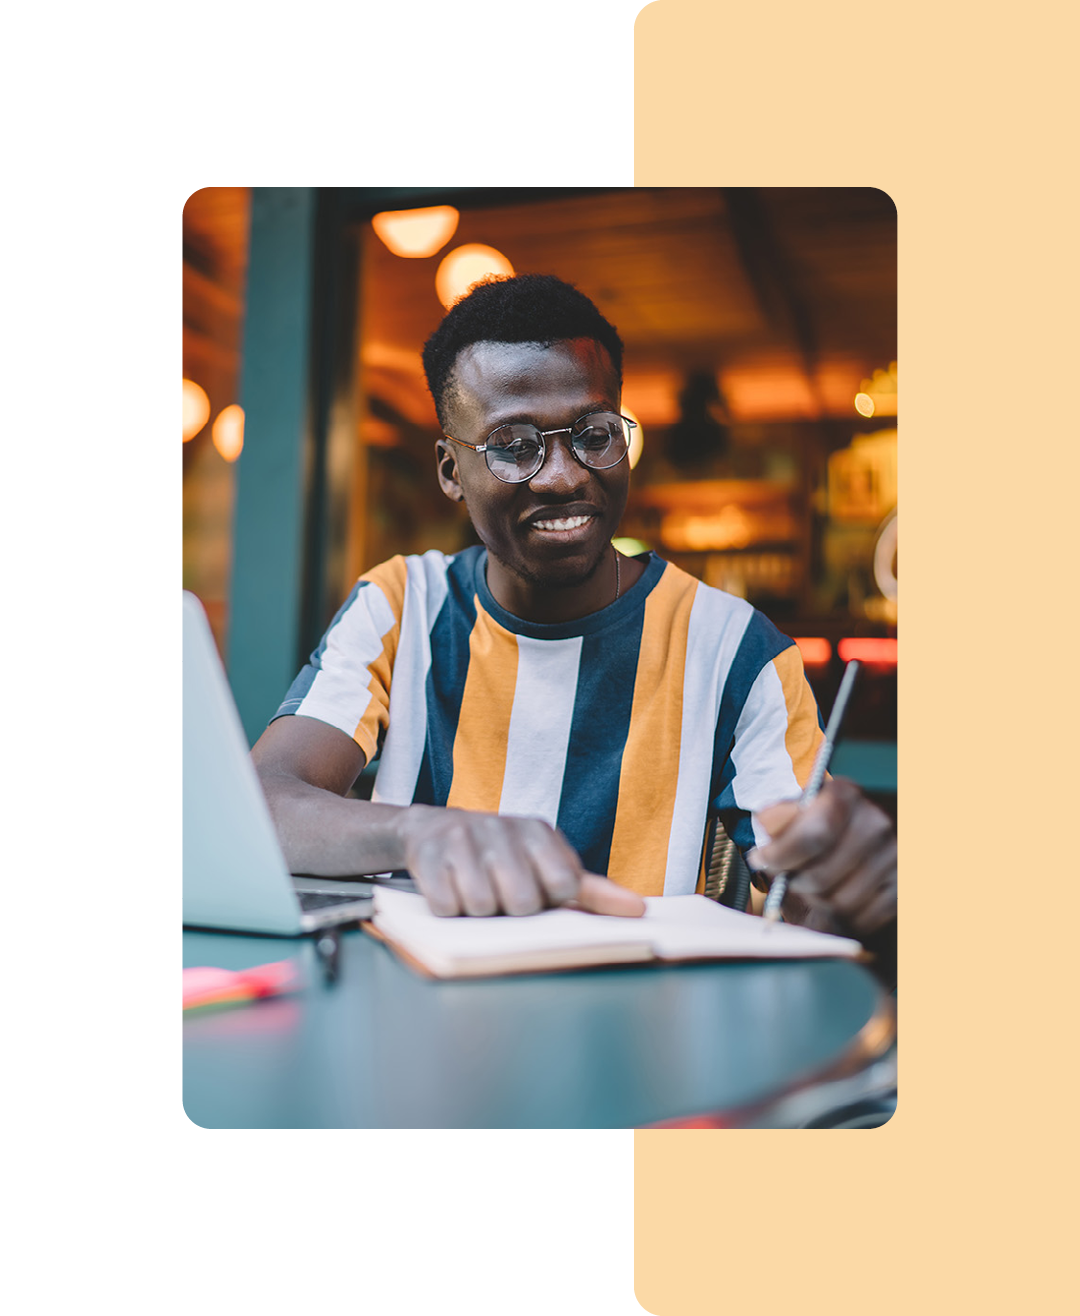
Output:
(371, 206), (459, 258)
(435, 244), (514, 308)
(854, 392), (875, 418)
(183, 379), (210, 441)
(212, 404), (244, 462)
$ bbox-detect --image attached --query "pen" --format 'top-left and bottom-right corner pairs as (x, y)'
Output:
(314, 927), (341, 983)
(762, 659), (861, 925)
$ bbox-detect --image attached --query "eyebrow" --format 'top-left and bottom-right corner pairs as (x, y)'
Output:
(486, 402), (618, 430)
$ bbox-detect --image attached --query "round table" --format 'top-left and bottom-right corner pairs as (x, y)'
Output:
(183, 925), (893, 1129)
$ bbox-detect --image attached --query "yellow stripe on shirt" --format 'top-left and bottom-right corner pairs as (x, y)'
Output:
(351, 557), (408, 763)
(353, 631), (398, 764)
(446, 600), (519, 814)
(606, 568), (699, 895)
(361, 555), (408, 623)
(773, 644), (825, 788)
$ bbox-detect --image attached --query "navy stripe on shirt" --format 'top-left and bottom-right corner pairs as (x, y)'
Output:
(413, 552), (477, 806)
(710, 609), (797, 850)
(555, 602), (646, 876)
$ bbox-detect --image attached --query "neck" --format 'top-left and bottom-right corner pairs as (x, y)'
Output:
(485, 547), (643, 623)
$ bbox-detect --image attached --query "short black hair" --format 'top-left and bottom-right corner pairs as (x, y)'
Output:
(421, 273), (624, 427)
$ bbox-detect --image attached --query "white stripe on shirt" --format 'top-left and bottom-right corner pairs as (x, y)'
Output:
(372, 551), (449, 805)
(498, 633), (583, 828)
(292, 582), (397, 740)
(729, 659), (804, 848)
(662, 587), (754, 894)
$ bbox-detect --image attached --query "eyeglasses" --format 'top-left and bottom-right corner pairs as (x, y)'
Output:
(444, 411), (636, 484)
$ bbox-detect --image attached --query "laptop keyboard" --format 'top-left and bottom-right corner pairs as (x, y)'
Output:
(298, 891), (371, 912)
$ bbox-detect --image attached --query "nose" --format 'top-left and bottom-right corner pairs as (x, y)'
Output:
(528, 434), (589, 495)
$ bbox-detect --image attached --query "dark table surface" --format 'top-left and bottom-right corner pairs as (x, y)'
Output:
(183, 923), (890, 1129)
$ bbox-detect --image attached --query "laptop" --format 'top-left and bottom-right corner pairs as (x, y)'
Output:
(183, 591), (381, 934)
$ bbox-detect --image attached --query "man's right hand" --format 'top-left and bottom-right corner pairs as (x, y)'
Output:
(395, 804), (644, 918)
(251, 715), (644, 919)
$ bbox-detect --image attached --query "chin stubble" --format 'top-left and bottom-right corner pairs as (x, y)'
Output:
(491, 541), (609, 592)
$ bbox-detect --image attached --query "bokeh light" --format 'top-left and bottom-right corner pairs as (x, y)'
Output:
(838, 636), (897, 666)
(371, 206), (459, 258)
(793, 637), (832, 667)
(435, 244), (514, 308)
(854, 392), (875, 417)
(623, 405), (644, 469)
(212, 404), (245, 462)
(612, 536), (650, 557)
(183, 379), (210, 441)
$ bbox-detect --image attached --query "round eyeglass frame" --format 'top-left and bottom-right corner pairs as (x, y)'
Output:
(443, 411), (637, 484)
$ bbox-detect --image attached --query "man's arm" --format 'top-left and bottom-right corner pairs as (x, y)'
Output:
(252, 715), (403, 875)
(251, 715), (645, 918)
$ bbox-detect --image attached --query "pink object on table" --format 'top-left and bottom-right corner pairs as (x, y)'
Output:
(183, 959), (301, 1010)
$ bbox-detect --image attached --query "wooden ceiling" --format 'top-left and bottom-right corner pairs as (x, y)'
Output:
(359, 187), (897, 430)
(182, 187), (897, 436)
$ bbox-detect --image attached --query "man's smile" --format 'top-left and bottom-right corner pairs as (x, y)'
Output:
(531, 513), (593, 532)
(521, 502), (601, 545)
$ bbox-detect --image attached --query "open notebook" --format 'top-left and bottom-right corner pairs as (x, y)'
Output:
(368, 887), (862, 979)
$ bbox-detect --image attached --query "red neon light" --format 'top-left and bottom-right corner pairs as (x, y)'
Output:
(793, 637), (831, 665)
(838, 637), (898, 665)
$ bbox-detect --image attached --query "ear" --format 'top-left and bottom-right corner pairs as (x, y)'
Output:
(435, 439), (464, 503)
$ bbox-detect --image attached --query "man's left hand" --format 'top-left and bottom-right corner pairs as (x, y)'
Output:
(747, 777), (896, 939)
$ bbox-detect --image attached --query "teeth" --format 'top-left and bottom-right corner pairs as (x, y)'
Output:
(533, 515), (592, 531)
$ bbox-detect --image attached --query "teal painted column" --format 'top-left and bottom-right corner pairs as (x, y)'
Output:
(229, 188), (318, 745)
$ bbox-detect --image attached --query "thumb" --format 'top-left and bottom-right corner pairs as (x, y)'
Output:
(573, 874), (647, 917)
(748, 800), (801, 888)
(754, 799), (801, 840)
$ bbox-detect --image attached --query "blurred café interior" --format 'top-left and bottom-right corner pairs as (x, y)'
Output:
(183, 187), (896, 817)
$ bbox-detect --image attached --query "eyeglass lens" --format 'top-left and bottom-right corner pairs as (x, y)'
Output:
(485, 412), (630, 483)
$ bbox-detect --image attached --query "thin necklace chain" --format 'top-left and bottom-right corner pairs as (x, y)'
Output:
(613, 546), (621, 601)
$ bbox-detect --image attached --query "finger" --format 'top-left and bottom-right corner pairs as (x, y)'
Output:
(446, 860), (500, 917)
(574, 874), (646, 917)
(408, 837), (464, 917)
(414, 863), (462, 917)
(520, 820), (584, 907)
(839, 867), (898, 936)
(404, 810), (473, 916)
(754, 799), (800, 839)
(748, 779), (860, 876)
(440, 827), (499, 917)
(787, 804), (895, 909)
(480, 825), (547, 917)
(780, 889), (842, 935)
(787, 845), (895, 941)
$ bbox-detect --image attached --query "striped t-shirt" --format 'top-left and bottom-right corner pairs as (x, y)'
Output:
(275, 547), (824, 897)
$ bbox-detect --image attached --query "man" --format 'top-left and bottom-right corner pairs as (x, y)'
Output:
(252, 275), (896, 954)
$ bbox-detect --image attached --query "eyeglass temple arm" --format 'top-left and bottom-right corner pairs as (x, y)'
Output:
(443, 434), (488, 453)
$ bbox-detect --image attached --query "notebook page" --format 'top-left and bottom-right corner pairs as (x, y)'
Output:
(373, 888), (860, 968)
(373, 888), (654, 964)
(642, 895), (862, 959)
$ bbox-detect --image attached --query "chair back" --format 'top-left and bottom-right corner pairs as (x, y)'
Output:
(702, 816), (753, 912)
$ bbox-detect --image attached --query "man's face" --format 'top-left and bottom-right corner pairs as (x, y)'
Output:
(437, 338), (628, 596)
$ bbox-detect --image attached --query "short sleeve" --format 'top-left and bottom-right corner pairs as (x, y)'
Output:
(273, 557), (407, 765)
(711, 618), (825, 853)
